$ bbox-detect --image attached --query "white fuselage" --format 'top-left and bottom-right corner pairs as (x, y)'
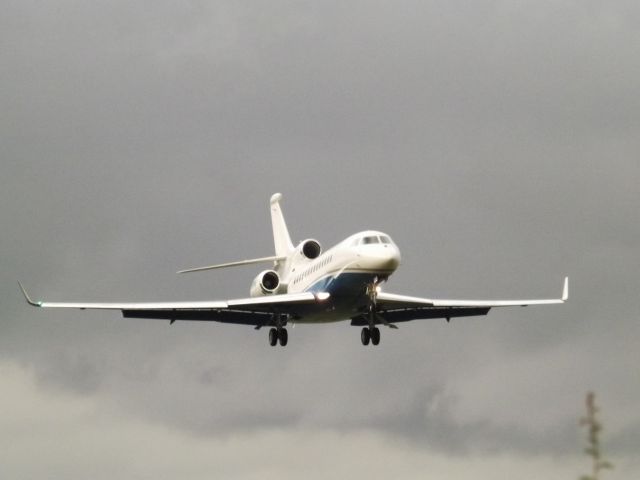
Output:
(266, 231), (401, 323)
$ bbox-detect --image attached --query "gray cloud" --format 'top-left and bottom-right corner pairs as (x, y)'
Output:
(2, 1), (638, 478)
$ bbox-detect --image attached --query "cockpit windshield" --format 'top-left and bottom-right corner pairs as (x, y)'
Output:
(352, 234), (394, 246)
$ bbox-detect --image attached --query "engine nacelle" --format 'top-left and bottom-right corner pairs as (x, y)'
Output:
(299, 239), (322, 259)
(250, 270), (281, 296)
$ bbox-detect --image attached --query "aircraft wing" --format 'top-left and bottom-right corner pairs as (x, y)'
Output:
(18, 282), (330, 326)
(357, 277), (568, 325)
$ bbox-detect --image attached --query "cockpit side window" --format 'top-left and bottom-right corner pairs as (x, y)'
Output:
(362, 236), (379, 244)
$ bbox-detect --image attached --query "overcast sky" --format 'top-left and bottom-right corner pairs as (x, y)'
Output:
(1, 1), (638, 478)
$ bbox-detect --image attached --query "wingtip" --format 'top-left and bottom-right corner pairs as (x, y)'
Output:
(18, 281), (41, 307)
(562, 276), (569, 301)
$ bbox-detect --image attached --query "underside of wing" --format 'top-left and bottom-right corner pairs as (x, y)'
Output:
(362, 277), (568, 324)
(122, 293), (330, 325)
(351, 305), (491, 326)
(18, 282), (330, 327)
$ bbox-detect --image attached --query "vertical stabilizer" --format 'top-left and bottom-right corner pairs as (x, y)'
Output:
(270, 193), (294, 257)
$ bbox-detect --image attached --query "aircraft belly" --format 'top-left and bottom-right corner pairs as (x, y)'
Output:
(292, 301), (360, 324)
(293, 310), (351, 324)
(293, 272), (379, 324)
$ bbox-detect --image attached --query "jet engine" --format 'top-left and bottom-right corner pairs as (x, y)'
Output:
(299, 239), (322, 259)
(250, 270), (281, 296)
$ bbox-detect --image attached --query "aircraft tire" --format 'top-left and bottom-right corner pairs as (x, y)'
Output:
(361, 327), (370, 346)
(278, 328), (288, 346)
(269, 328), (278, 346)
(371, 327), (380, 345)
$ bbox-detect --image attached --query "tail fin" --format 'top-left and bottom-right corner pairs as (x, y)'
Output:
(270, 193), (294, 257)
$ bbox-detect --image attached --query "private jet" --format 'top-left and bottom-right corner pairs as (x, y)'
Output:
(20, 193), (568, 346)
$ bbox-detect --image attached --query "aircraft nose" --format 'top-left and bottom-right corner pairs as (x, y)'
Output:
(385, 246), (401, 270)
(367, 245), (401, 271)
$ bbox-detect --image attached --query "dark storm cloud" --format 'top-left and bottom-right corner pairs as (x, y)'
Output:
(366, 387), (578, 456)
(33, 350), (107, 395)
(1, 1), (639, 474)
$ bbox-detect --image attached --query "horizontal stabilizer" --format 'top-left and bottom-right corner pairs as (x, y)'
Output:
(177, 255), (286, 274)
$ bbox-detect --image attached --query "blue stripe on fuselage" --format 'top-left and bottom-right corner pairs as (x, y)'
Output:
(305, 271), (379, 298)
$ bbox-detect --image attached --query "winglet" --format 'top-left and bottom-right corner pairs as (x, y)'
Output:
(562, 276), (569, 302)
(18, 281), (42, 307)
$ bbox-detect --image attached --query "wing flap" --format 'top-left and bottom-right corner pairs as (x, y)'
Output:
(351, 306), (491, 325)
(122, 309), (272, 325)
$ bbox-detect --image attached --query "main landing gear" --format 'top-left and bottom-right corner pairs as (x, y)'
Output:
(268, 327), (288, 347)
(361, 327), (380, 346)
(266, 312), (288, 347)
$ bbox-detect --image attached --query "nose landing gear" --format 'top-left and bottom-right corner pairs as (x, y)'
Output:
(360, 278), (388, 346)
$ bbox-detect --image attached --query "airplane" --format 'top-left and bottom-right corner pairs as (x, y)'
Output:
(19, 193), (568, 347)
